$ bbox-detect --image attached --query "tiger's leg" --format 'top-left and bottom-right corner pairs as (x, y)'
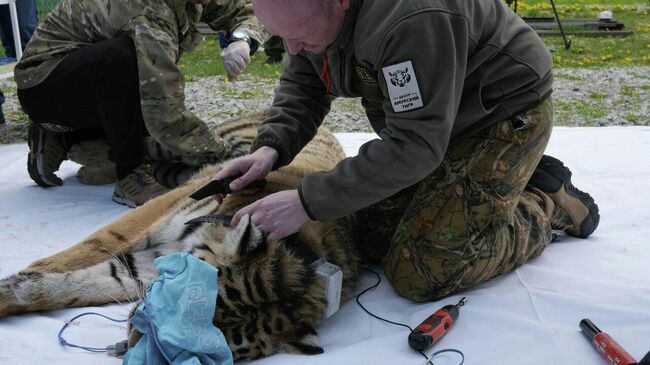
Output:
(24, 181), (200, 274)
(383, 98), (554, 302)
(0, 245), (172, 318)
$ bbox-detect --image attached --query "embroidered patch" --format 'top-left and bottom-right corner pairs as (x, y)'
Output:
(381, 60), (423, 113)
(354, 65), (377, 84)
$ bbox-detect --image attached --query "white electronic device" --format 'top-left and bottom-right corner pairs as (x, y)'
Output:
(311, 257), (343, 319)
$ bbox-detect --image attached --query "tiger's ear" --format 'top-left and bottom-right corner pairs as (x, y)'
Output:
(226, 214), (267, 258)
(277, 324), (324, 356)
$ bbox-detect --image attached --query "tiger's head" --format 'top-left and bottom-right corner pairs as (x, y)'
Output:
(129, 214), (330, 361)
(389, 68), (411, 87)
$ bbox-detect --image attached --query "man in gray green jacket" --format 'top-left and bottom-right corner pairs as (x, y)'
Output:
(215, 0), (600, 301)
(16, 0), (267, 207)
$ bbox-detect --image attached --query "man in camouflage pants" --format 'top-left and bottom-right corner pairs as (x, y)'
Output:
(15, 0), (267, 207)
(213, 0), (600, 302)
(354, 97), (593, 301)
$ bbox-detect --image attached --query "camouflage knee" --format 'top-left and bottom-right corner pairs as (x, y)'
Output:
(380, 99), (555, 302)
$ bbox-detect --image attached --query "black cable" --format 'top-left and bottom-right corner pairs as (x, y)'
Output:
(356, 267), (430, 361)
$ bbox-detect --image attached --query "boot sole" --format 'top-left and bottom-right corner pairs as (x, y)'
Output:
(27, 125), (62, 187)
(112, 192), (138, 209)
(529, 157), (600, 238)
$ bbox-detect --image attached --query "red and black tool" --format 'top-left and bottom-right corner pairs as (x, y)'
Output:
(408, 297), (466, 351)
(580, 318), (650, 365)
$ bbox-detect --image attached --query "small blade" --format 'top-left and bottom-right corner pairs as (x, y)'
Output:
(189, 180), (229, 201)
(185, 214), (233, 226)
(189, 175), (267, 201)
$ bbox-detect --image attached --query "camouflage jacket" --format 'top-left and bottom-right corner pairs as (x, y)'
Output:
(15, 0), (268, 165)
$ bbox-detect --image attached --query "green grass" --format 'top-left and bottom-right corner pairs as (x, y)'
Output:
(179, 38), (282, 82)
(177, 0), (650, 80)
(517, 0), (650, 67)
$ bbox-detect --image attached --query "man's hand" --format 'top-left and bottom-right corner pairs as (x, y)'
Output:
(213, 146), (278, 202)
(232, 189), (309, 241)
(222, 40), (251, 81)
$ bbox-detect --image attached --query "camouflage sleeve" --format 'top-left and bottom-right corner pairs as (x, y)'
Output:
(200, 0), (270, 44)
(127, 15), (230, 166)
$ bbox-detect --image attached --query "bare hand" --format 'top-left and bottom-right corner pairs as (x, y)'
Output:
(232, 189), (310, 241)
(213, 146), (278, 203)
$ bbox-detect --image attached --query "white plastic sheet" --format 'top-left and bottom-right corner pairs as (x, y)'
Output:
(1, 127), (649, 365)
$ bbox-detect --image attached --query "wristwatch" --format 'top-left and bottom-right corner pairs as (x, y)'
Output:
(229, 30), (258, 54)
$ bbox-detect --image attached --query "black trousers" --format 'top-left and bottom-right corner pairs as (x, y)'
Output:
(18, 36), (145, 175)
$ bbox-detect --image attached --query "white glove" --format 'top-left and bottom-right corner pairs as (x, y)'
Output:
(222, 40), (251, 81)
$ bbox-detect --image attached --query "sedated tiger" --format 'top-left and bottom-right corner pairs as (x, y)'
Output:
(0, 111), (366, 361)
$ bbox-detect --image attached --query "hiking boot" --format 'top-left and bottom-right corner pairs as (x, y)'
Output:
(27, 123), (69, 187)
(77, 163), (117, 185)
(112, 164), (169, 208)
(527, 155), (600, 238)
(68, 139), (117, 185)
(68, 139), (110, 165)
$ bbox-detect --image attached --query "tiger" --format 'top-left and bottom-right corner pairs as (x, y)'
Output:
(0, 110), (364, 361)
(388, 67), (411, 87)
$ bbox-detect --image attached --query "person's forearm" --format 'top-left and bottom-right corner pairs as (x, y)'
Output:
(250, 55), (332, 169)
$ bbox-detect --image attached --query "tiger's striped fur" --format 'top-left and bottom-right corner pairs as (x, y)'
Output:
(0, 111), (362, 361)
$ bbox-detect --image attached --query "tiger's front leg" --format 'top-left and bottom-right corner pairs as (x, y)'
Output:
(24, 182), (199, 274)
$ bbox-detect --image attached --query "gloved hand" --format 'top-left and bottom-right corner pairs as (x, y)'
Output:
(221, 40), (251, 81)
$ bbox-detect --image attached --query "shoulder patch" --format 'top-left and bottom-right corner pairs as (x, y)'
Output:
(354, 65), (377, 84)
(381, 60), (423, 113)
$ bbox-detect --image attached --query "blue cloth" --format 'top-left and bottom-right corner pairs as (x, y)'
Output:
(123, 253), (233, 365)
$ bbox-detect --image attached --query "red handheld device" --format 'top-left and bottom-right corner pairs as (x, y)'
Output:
(580, 318), (637, 365)
(408, 297), (466, 351)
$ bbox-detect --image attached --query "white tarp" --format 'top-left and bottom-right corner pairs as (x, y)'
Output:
(1, 127), (649, 365)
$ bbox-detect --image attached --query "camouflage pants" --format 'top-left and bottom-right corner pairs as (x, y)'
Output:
(355, 97), (554, 302)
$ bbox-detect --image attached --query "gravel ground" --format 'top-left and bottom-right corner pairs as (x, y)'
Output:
(2, 66), (649, 144)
